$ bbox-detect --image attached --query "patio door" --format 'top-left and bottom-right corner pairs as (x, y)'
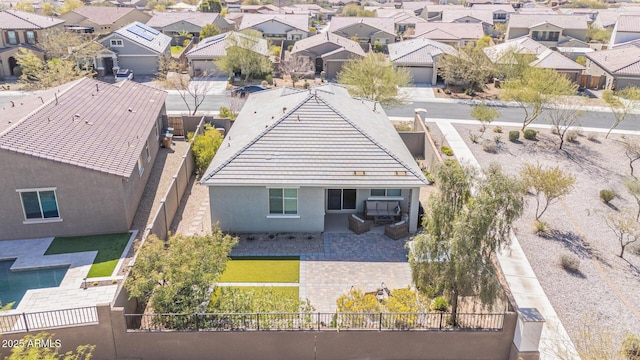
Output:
(327, 189), (356, 211)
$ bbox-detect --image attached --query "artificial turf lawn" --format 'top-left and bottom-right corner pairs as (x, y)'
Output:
(212, 286), (299, 300)
(218, 256), (300, 283)
(45, 232), (131, 278)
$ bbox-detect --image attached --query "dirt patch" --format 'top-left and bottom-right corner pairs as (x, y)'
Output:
(434, 83), (502, 101)
(454, 123), (640, 349)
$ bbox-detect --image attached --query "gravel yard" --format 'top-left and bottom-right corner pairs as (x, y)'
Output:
(454, 123), (640, 349)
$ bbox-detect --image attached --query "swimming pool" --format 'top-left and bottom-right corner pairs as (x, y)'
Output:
(0, 260), (68, 309)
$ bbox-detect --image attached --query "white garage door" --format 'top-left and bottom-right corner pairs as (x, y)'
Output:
(407, 66), (434, 85)
(191, 59), (223, 77)
(117, 56), (159, 76)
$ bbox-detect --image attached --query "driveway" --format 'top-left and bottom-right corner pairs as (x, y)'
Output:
(399, 86), (436, 102)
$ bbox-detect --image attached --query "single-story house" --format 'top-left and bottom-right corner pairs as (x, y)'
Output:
(505, 14), (588, 48)
(388, 38), (457, 85)
(408, 22), (484, 47)
(238, 13), (309, 41)
(289, 32), (365, 79)
(146, 12), (235, 45)
(420, 4), (464, 21)
(0, 9), (65, 78)
(439, 9), (494, 34)
(585, 46), (640, 89)
(98, 21), (172, 76)
(240, 4), (281, 13)
(609, 15), (640, 48)
(529, 48), (584, 83)
(376, 9), (428, 35)
(327, 17), (397, 44)
(200, 84), (429, 233)
(470, 4), (515, 23)
(0, 78), (167, 240)
(185, 31), (268, 77)
(59, 6), (151, 34)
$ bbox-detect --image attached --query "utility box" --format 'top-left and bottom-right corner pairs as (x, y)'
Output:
(161, 127), (174, 149)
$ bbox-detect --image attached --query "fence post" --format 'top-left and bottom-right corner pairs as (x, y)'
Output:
(22, 313), (29, 332)
(257, 313), (260, 331)
(194, 313), (199, 331)
(317, 312), (320, 331)
(439, 313), (443, 330)
(379, 313), (382, 331)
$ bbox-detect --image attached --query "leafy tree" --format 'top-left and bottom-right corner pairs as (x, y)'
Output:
(191, 128), (224, 177)
(37, 29), (105, 65)
(278, 56), (313, 88)
(337, 288), (382, 313)
(587, 24), (612, 42)
(604, 210), (640, 259)
(242, 0), (259, 5)
(337, 52), (411, 105)
(57, 0), (83, 14)
(520, 163), (575, 221)
(493, 23), (507, 40)
(199, 0), (222, 12)
(409, 161), (525, 325)
(622, 136), (640, 177)
(214, 30), (272, 81)
(545, 100), (583, 149)
(575, 56), (587, 66)
(470, 103), (500, 136)
(603, 87), (640, 138)
(625, 178), (640, 221)
(199, 24), (220, 40)
(125, 230), (237, 315)
(15, 49), (91, 90)
(14, 1), (34, 12)
(476, 35), (492, 49)
(341, 3), (375, 16)
(5, 333), (94, 360)
(438, 43), (492, 91)
(503, 67), (577, 131)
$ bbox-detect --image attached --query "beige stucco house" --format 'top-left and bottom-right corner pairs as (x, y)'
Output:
(327, 17), (397, 45)
(505, 14), (588, 48)
(59, 6), (151, 34)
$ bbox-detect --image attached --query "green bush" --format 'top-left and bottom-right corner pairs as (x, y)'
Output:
(12, 66), (22, 78)
(523, 129), (537, 140)
(600, 189), (615, 203)
(303, 80), (310, 89)
(493, 126), (502, 133)
(271, 45), (281, 57)
(622, 333), (640, 360)
(469, 133), (479, 144)
(560, 254), (580, 274)
(218, 106), (237, 120)
(534, 220), (548, 235)
(287, 45), (293, 52)
(566, 130), (579, 143)
(508, 131), (520, 142)
(431, 296), (449, 312)
(441, 145), (454, 156)
(464, 88), (476, 96)
(482, 140), (497, 153)
(192, 129), (223, 177)
(265, 74), (273, 85)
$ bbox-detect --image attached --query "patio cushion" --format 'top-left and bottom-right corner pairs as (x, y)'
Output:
(391, 221), (405, 227)
(351, 214), (365, 223)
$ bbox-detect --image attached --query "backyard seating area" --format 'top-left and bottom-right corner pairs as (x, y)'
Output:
(384, 221), (409, 240)
(348, 214), (373, 234)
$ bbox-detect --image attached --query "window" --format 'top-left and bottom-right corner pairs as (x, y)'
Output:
(154, 119), (160, 139)
(269, 188), (297, 214)
(18, 189), (60, 221)
(25, 31), (35, 44)
(371, 189), (402, 197)
(7, 31), (17, 45)
(110, 39), (123, 47)
(531, 31), (559, 42)
(145, 141), (151, 162)
(138, 155), (144, 176)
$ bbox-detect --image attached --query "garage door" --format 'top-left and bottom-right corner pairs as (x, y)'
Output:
(191, 59), (223, 77)
(116, 56), (159, 76)
(406, 66), (434, 85)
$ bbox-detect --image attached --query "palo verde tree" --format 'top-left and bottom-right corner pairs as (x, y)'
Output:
(408, 160), (525, 325)
(545, 100), (583, 150)
(520, 162), (575, 222)
(438, 43), (493, 91)
(125, 229), (238, 316)
(15, 49), (91, 90)
(625, 178), (640, 221)
(199, 24), (221, 40)
(503, 67), (577, 131)
(199, 0), (222, 12)
(621, 136), (640, 177)
(603, 87), (640, 138)
(337, 52), (411, 105)
(215, 30), (272, 81)
(604, 210), (640, 259)
(470, 103), (500, 136)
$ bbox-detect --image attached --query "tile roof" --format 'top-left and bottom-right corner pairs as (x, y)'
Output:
(508, 14), (588, 30)
(483, 36), (547, 63)
(68, 6), (141, 26)
(401, 1), (431, 12)
(111, 21), (172, 54)
(0, 9), (64, 30)
(290, 32), (365, 57)
(594, 8), (640, 28)
(440, 9), (494, 25)
(586, 46), (640, 75)
(147, 12), (231, 28)
(615, 14), (640, 33)
(0, 78), (167, 178)
(239, 13), (309, 32)
(412, 22), (484, 40)
(423, 4), (465, 12)
(200, 85), (428, 187)
(388, 38), (457, 65)
(327, 17), (396, 36)
(470, 4), (515, 13)
(611, 39), (640, 49)
(186, 31), (268, 58)
(529, 48), (584, 71)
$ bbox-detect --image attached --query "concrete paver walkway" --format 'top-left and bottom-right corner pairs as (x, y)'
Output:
(434, 119), (580, 360)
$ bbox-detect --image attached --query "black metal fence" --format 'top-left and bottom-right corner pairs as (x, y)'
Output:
(0, 306), (98, 334)
(125, 312), (505, 332)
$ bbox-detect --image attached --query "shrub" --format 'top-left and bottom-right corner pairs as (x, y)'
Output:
(566, 130), (579, 143)
(482, 140), (497, 153)
(622, 333), (640, 360)
(464, 88), (476, 96)
(523, 129), (537, 140)
(182, 39), (190, 47)
(560, 254), (580, 274)
(303, 80), (310, 89)
(444, 88), (451, 95)
(431, 296), (449, 312)
(494, 135), (502, 143)
(534, 220), (548, 235)
(441, 145), (454, 156)
(271, 45), (281, 57)
(287, 45), (293, 52)
(587, 132), (598, 141)
(508, 131), (520, 142)
(265, 74), (273, 85)
(192, 129), (224, 177)
(218, 106), (237, 120)
(600, 189), (615, 203)
(493, 126), (502, 133)
(469, 133), (479, 144)
(12, 66), (22, 78)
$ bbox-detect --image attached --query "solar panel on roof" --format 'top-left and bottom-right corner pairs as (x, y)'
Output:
(127, 26), (154, 41)
(136, 22), (160, 35)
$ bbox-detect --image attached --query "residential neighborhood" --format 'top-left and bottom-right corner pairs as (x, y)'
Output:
(0, 0), (640, 359)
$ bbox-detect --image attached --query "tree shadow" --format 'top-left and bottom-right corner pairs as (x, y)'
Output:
(541, 229), (609, 266)
(621, 256), (640, 279)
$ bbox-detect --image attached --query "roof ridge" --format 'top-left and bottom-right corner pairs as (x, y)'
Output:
(613, 57), (640, 73)
(6, 9), (44, 29)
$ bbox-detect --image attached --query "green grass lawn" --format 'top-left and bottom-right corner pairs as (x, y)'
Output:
(45, 233), (131, 278)
(208, 286), (300, 312)
(171, 46), (185, 55)
(219, 256), (300, 283)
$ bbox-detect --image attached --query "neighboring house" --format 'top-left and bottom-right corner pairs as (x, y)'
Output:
(240, 4), (281, 13)
(185, 31), (268, 77)
(200, 84), (429, 233)
(438, 9), (494, 34)
(401, 1), (431, 16)
(591, 8), (640, 30)
(505, 14), (588, 48)
(529, 48), (584, 83)
(556, 8), (598, 23)
(238, 14), (309, 41)
(59, 6), (151, 34)
(0, 78), (167, 241)
(408, 22), (484, 47)
(376, 9), (428, 35)
(420, 4), (464, 21)
(0, 9), (64, 78)
(609, 15), (640, 48)
(146, 12), (235, 45)
(515, 7), (557, 15)
(585, 46), (640, 89)
(388, 38), (457, 85)
(289, 32), (365, 79)
(327, 17), (396, 44)
(98, 21), (171, 76)
(470, 4), (515, 23)
(290, 4), (336, 20)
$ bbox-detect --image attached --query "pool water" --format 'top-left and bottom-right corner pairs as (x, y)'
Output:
(0, 260), (68, 309)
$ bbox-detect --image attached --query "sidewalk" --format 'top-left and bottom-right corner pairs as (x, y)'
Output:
(435, 120), (580, 360)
